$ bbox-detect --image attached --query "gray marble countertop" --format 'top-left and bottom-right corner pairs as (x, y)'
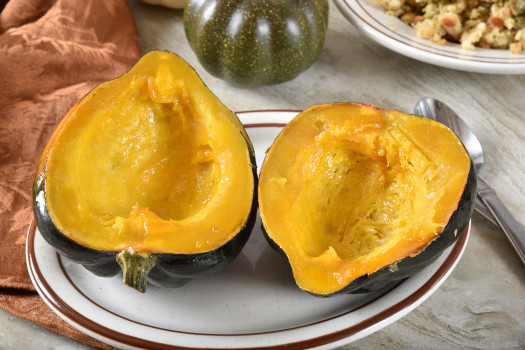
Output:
(2, 0), (525, 349)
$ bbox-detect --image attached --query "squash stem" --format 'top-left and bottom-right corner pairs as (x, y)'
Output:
(116, 250), (158, 293)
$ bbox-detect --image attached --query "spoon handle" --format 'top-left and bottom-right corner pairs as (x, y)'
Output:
(477, 177), (525, 265)
(474, 197), (499, 227)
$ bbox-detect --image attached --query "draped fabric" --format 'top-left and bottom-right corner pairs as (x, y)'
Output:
(0, 0), (142, 347)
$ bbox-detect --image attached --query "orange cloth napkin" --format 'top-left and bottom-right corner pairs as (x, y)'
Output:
(0, 0), (141, 348)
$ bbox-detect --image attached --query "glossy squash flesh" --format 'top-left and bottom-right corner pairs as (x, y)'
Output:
(259, 103), (474, 296)
(33, 51), (257, 292)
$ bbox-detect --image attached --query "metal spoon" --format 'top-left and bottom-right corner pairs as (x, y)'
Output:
(414, 97), (525, 266)
(413, 98), (494, 226)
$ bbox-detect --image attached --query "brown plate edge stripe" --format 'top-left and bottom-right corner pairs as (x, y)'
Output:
(27, 217), (392, 349)
(236, 109), (301, 115)
(244, 123), (287, 128)
(26, 219), (185, 350)
(27, 219), (468, 350)
(238, 108), (298, 128)
(26, 219), (470, 350)
(57, 251), (404, 336)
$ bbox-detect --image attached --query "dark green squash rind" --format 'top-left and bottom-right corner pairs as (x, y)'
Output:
(184, 0), (329, 87)
(33, 175), (120, 277)
(262, 160), (477, 297)
(33, 131), (258, 292)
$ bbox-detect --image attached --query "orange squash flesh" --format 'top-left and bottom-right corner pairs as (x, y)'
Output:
(43, 51), (255, 255)
(259, 103), (471, 295)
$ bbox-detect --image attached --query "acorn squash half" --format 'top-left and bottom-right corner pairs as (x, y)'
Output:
(258, 103), (476, 296)
(33, 51), (257, 292)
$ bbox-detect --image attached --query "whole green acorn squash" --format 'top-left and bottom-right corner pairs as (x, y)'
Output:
(32, 51), (258, 293)
(258, 103), (476, 296)
(183, 0), (329, 87)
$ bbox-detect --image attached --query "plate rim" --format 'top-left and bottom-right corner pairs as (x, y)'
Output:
(334, 0), (525, 74)
(26, 109), (471, 349)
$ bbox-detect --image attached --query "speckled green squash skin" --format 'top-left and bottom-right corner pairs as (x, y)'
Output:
(263, 160), (477, 297)
(184, 0), (329, 87)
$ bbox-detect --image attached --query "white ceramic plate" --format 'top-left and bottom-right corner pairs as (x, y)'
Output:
(334, 0), (525, 74)
(26, 110), (470, 350)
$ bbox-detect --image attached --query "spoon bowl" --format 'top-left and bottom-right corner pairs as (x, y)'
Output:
(414, 97), (484, 172)
(414, 97), (525, 266)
